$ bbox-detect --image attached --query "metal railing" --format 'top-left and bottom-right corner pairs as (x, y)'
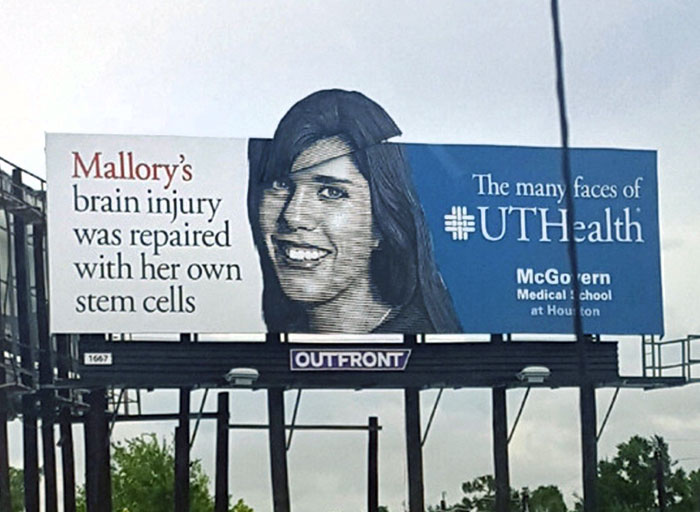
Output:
(642, 334), (700, 382)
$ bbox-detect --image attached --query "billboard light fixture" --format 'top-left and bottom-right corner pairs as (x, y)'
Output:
(516, 366), (550, 384)
(225, 368), (259, 386)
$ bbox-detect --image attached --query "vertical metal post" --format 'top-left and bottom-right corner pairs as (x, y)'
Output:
(33, 223), (58, 512)
(655, 446), (667, 512)
(404, 388), (424, 512)
(84, 395), (95, 512)
(101, 390), (112, 510)
(268, 388), (290, 512)
(22, 395), (39, 512)
(367, 416), (379, 512)
(13, 168), (39, 512)
(56, 335), (76, 512)
(0, 371), (11, 512)
(579, 382), (597, 512)
(85, 388), (110, 512)
(175, 388), (191, 512)
(41, 413), (58, 512)
(176, 333), (192, 512)
(59, 408), (76, 512)
(489, 333), (510, 512)
(492, 386), (510, 512)
(215, 392), (230, 512)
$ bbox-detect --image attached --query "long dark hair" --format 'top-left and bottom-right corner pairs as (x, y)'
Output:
(248, 89), (461, 333)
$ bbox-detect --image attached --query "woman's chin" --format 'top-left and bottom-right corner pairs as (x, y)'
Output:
(279, 280), (333, 304)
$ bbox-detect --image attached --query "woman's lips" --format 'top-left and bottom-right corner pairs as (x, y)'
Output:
(274, 238), (331, 267)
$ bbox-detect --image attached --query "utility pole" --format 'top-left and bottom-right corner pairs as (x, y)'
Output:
(655, 446), (666, 512)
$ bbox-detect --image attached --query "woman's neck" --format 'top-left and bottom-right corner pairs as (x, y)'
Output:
(306, 278), (390, 334)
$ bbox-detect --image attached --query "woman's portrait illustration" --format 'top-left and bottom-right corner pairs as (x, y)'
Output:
(248, 89), (460, 334)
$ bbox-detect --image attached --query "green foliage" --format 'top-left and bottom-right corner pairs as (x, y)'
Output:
(434, 434), (700, 512)
(113, 434), (213, 511)
(231, 497), (255, 512)
(75, 434), (252, 512)
(679, 469), (700, 511)
(529, 485), (567, 512)
(9, 467), (24, 512)
(454, 474), (520, 511)
(595, 434), (695, 512)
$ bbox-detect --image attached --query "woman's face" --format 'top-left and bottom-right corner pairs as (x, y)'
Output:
(259, 137), (378, 304)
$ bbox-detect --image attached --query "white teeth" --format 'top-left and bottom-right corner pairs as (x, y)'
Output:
(286, 247), (325, 261)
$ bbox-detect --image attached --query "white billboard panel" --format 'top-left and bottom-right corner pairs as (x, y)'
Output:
(46, 134), (265, 333)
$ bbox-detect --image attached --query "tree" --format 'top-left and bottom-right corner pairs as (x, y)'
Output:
(447, 474), (521, 512)
(231, 497), (255, 512)
(76, 434), (252, 512)
(597, 435), (655, 511)
(529, 485), (567, 512)
(9, 467), (24, 512)
(595, 434), (691, 512)
(679, 469), (700, 511)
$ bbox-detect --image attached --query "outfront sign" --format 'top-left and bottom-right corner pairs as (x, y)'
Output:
(290, 349), (411, 371)
(46, 133), (662, 335)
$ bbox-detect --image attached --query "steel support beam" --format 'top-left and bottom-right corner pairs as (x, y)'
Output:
(175, 388), (191, 512)
(404, 388), (424, 512)
(214, 392), (229, 512)
(0, 376), (11, 512)
(56, 334), (76, 512)
(33, 223), (57, 512)
(492, 386), (510, 512)
(268, 388), (290, 512)
(579, 382), (598, 512)
(85, 389), (110, 512)
(13, 169), (39, 512)
(368, 416), (379, 512)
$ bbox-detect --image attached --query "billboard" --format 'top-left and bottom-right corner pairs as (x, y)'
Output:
(46, 91), (662, 336)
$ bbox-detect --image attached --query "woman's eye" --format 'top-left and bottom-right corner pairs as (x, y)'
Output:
(271, 179), (290, 191)
(318, 186), (347, 200)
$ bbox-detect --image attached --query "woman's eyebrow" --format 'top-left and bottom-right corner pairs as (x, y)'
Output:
(311, 175), (353, 185)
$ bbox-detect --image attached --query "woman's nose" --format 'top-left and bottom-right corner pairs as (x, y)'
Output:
(279, 187), (317, 231)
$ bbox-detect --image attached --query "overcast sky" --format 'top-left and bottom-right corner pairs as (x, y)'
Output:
(2, 1), (700, 511)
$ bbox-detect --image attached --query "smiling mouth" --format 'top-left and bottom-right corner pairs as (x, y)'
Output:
(274, 238), (331, 266)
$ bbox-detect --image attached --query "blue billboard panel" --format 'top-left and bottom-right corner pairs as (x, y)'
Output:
(407, 144), (662, 335)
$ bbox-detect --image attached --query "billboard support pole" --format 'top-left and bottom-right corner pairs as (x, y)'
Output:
(368, 416), (379, 512)
(33, 222), (58, 512)
(214, 392), (230, 512)
(492, 386), (510, 512)
(59, 406), (77, 512)
(40, 404), (58, 512)
(404, 388), (424, 512)
(21, 395), (39, 512)
(491, 334), (510, 512)
(268, 386), (291, 512)
(0, 377), (11, 512)
(579, 378), (598, 512)
(267, 332), (291, 512)
(404, 330), (425, 512)
(85, 387), (110, 512)
(175, 384), (191, 512)
(56, 335), (76, 512)
(12, 168), (39, 512)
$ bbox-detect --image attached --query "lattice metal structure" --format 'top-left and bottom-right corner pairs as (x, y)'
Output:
(0, 158), (45, 400)
(643, 334), (700, 382)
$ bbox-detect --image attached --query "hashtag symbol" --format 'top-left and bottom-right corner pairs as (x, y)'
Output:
(444, 206), (476, 241)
